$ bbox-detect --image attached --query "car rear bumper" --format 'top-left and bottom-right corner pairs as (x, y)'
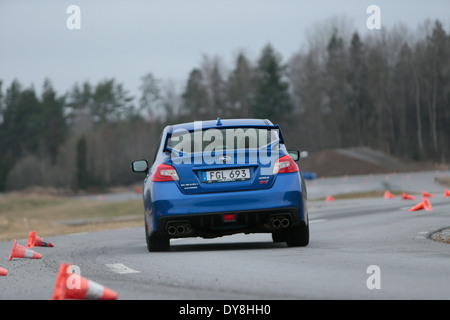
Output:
(156, 206), (306, 238)
(144, 173), (307, 237)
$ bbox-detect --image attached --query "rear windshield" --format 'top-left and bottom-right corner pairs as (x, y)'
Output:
(166, 128), (279, 153)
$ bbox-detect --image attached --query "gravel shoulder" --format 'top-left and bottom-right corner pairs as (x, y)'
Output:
(430, 228), (450, 244)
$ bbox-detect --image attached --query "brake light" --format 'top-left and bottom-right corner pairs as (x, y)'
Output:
(152, 164), (179, 182)
(273, 155), (299, 174)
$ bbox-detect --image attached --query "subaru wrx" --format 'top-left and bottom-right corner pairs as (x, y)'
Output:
(131, 118), (309, 251)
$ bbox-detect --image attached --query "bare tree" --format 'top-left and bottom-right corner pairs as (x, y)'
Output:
(139, 73), (162, 121)
(200, 54), (227, 119)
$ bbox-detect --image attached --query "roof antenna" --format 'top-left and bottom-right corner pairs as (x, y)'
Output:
(216, 117), (222, 126)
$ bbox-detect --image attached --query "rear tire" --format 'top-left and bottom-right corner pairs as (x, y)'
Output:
(286, 224), (309, 247)
(148, 234), (170, 252)
(145, 219), (170, 252)
(272, 231), (287, 243)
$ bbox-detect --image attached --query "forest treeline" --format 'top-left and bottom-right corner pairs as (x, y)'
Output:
(0, 19), (449, 191)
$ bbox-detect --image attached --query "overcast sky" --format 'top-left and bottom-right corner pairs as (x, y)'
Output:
(1, 0), (450, 99)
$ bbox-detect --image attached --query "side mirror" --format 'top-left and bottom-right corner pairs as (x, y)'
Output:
(131, 159), (149, 173)
(287, 150), (300, 161)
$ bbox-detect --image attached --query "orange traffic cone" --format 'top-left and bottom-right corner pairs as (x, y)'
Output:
(0, 267), (8, 276)
(384, 191), (395, 199)
(8, 239), (42, 260)
(26, 231), (54, 248)
(423, 198), (432, 211)
(422, 190), (434, 198)
(401, 192), (416, 200)
(326, 195), (335, 201)
(444, 189), (450, 198)
(409, 198), (433, 212)
(52, 263), (118, 300)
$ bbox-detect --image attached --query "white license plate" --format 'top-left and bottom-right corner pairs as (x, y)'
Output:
(202, 168), (250, 183)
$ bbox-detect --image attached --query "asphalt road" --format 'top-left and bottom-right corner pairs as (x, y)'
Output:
(0, 171), (449, 300)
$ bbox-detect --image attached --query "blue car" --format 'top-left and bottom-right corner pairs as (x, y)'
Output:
(131, 118), (309, 251)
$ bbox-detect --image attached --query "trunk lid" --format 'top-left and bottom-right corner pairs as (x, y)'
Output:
(168, 148), (280, 195)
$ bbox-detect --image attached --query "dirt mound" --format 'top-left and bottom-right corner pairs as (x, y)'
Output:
(298, 147), (417, 177)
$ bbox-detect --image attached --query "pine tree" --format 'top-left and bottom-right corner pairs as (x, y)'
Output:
(40, 79), (67, 163)
(227, 52), (254, 118)
(252, 44), (292, 121)
(75, 135), (89, 190)
(181, 69), (208, 120)
(347, 32), (373, 146)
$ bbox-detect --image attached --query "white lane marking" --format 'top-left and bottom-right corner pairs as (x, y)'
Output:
(414, 231), (429, 240)
(105, 263), (141, 274)
(310, 219), (327, 224)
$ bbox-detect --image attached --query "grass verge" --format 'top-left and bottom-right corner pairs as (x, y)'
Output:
(0, 193), (143, 242)
(311, 190), (417, 201)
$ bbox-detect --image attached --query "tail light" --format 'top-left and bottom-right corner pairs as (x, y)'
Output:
(273, 155), (299, 174)
(152, 164), (179, 182)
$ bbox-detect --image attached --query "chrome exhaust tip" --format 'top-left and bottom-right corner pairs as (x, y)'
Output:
(167, 225), (177, 235)
(272, 219), (281, 228)
(177, 225), (185, 234)
(281, 218), (290, 228)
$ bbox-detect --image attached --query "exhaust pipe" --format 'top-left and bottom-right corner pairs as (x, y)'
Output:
(272, 219), (281, 228)
(167, 225), (177, 235)
(177, 225), (185, 234)
(281, 218), (290, 228)
(167, 221), (190, 236)
(270, 216), (291, 229)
